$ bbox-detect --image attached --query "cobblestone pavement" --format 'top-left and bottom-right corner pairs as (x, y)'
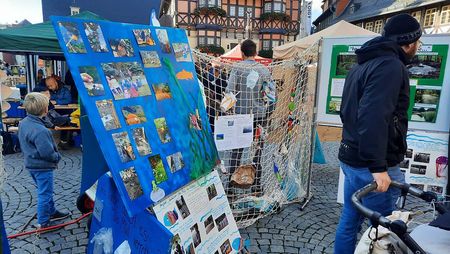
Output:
(2, 142), (430, 253)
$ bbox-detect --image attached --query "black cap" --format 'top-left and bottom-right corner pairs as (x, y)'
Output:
(382, 13), (422, 45)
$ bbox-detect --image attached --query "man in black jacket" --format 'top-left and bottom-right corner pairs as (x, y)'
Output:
(334, 14), (422, 254)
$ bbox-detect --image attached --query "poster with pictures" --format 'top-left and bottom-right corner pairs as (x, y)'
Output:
(325, 44), (448, 122)
(400, 130), (448, 197)
(52, 16), (219, 216)
(153, 171), (243, 254)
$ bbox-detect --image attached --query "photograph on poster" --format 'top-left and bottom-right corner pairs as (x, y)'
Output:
(415, 88), (441, 105)
(121, 105), (147, 125)
(414, 152), (431, 163)
(228, 121), (234, 127)
(410, 164), (427, 175)
(133, 29), (155, 46)
(153, 83), (172, 100)
(336, 53), (357, 76)
(204, 215), (215, 234)
(406, 149), (413, 158)
(215, 213), (229, 232)
(149, 155), (168, 184)
(399, 160), (410, 169)
(170, 234), (184, 254)
(164, 209), (179, 226)
(189, 111), (202, 131)
(206, 184), (217, 200)
(156, 29), (171, 53)
(220, 239), (232, 254)
(132, 127), (152, 156)
(119, 167), (143, 200)
(140, 51), (161, 68)
(173, 43), (192, 62)
(436, 156), (448, 177)
(109, 38), (134, 57)
(328, 98), (341, 114)
(83, 22), (108, 52)
(242, 126), (252, 134)
(191, 224), (202, 247)
(185, 243), (195, 254)
(79, 66), (105, 96)
(407, 54), (442, 79)
(95, 99), (121, 130)
(58, 21), (86, 53)
(427, 185), (444, 194)
(154, 117), (172, 143)
(102, 62), (151, 100)
(175, 195), (190, 219)
(216, 134), (224, 140)
(411, 184), (425, 191)
(411, 106), (437, 123)
(166, 152), (184, 173)
(112, 132), (136, 163)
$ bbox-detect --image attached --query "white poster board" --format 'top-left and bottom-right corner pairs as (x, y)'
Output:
(153, 170), (243, 254)
(337, 130), (448, 204)
(317, 35), (450, 133)
(214, 114), (254, 151)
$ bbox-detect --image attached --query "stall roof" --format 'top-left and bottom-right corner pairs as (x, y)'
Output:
(221, 44), (272, 65)
(0, 11), (106, 56)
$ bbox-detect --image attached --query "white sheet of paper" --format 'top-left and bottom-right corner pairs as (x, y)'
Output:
(246, 70), (259, 89)
(331, 78), (345, 97)
(214, 114), (254, 151)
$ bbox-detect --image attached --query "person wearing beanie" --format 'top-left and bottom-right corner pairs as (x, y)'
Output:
(335, 13), (421, 254)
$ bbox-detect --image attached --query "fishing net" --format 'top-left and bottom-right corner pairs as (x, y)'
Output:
(192, 42), (319, 228)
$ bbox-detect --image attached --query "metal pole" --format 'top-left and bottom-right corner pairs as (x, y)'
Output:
(300, 40), (322, 211)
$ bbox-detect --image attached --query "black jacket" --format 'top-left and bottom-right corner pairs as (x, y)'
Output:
(338, 37), (410, 173)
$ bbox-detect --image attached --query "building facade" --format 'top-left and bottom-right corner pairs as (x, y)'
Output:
(41, 0), (163, 25)
(165, 0), (302, 56)
(313, 0), (450, 35)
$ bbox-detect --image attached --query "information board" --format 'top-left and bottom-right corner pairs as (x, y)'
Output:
(52, 16), (218, 216)
(317, 35), (450, 132)
(153, 170), (243, 254)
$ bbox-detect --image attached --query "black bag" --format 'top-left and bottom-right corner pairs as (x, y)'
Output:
(1, 131), (20, 155)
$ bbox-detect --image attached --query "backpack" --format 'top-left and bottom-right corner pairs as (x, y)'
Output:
(1, 131), (20, 155)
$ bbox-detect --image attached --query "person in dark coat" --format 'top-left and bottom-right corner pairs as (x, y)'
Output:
(335, 14), (422, 254)
(39, 76), (72, 105)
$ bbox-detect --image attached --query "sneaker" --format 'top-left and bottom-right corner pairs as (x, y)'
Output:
(50, 210), (70, 222)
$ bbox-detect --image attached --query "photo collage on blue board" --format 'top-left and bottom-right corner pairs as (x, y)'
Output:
(54, 18), (218, 216)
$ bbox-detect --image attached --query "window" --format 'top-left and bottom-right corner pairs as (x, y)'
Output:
(441, 5), (450, 25)
(424, 8), (437, 27)
(229, 6), (236, 16)
(238, 7), (245, 17)
(199, 0), (220, 8)
(373, 20), (383, 34)
(262, 40), (270, 50)
(365, 22), (374, 31)
(198, 36), (220, 46)
(264, 3), (272, 12)
(411, 11), (421, 22)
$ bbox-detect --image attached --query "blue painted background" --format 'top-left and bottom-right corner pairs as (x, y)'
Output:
(51, 16), (218, 216)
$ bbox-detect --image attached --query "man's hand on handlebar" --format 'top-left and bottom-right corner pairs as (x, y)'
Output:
(372, 172), (391, 192)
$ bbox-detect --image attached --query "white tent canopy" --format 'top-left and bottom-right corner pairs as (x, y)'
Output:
(273, 20), (378, 59)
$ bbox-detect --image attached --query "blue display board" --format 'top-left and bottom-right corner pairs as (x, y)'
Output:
(51, 16), (219, 216)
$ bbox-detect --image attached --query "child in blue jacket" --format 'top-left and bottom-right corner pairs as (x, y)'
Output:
(18, 93), (69, 229)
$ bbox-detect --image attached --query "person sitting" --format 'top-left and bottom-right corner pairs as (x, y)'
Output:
(32, 86), (72, 128)
(38, 76), (72, 105)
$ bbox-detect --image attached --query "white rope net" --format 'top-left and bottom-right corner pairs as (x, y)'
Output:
(192, 42), (319, 228)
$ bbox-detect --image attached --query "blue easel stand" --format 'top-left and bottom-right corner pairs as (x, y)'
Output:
(88, 174), (172, 253)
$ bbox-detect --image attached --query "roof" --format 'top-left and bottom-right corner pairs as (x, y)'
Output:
(0, 11), (106, 56)
(314, 0), (447, 26)
(273, 20), (377, 59)
(220, 44), (272, 65)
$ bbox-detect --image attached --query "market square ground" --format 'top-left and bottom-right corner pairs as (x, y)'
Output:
(2, 142), (426, 253)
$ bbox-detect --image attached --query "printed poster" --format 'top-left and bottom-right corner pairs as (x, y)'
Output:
(214, 114), (254, 151)
(153, 171), (243, 254)
(52, 17), (218, 216)
(325, 44), (448, 122)
(400, 130), (448, 198)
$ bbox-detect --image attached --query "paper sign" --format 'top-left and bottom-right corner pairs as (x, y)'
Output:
(214, 114), (254, 151)
(330, 78), (345, 97)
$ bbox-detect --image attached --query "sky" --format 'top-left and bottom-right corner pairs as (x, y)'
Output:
(0, 0), (324, 25)
(0, 0), (43, 24)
